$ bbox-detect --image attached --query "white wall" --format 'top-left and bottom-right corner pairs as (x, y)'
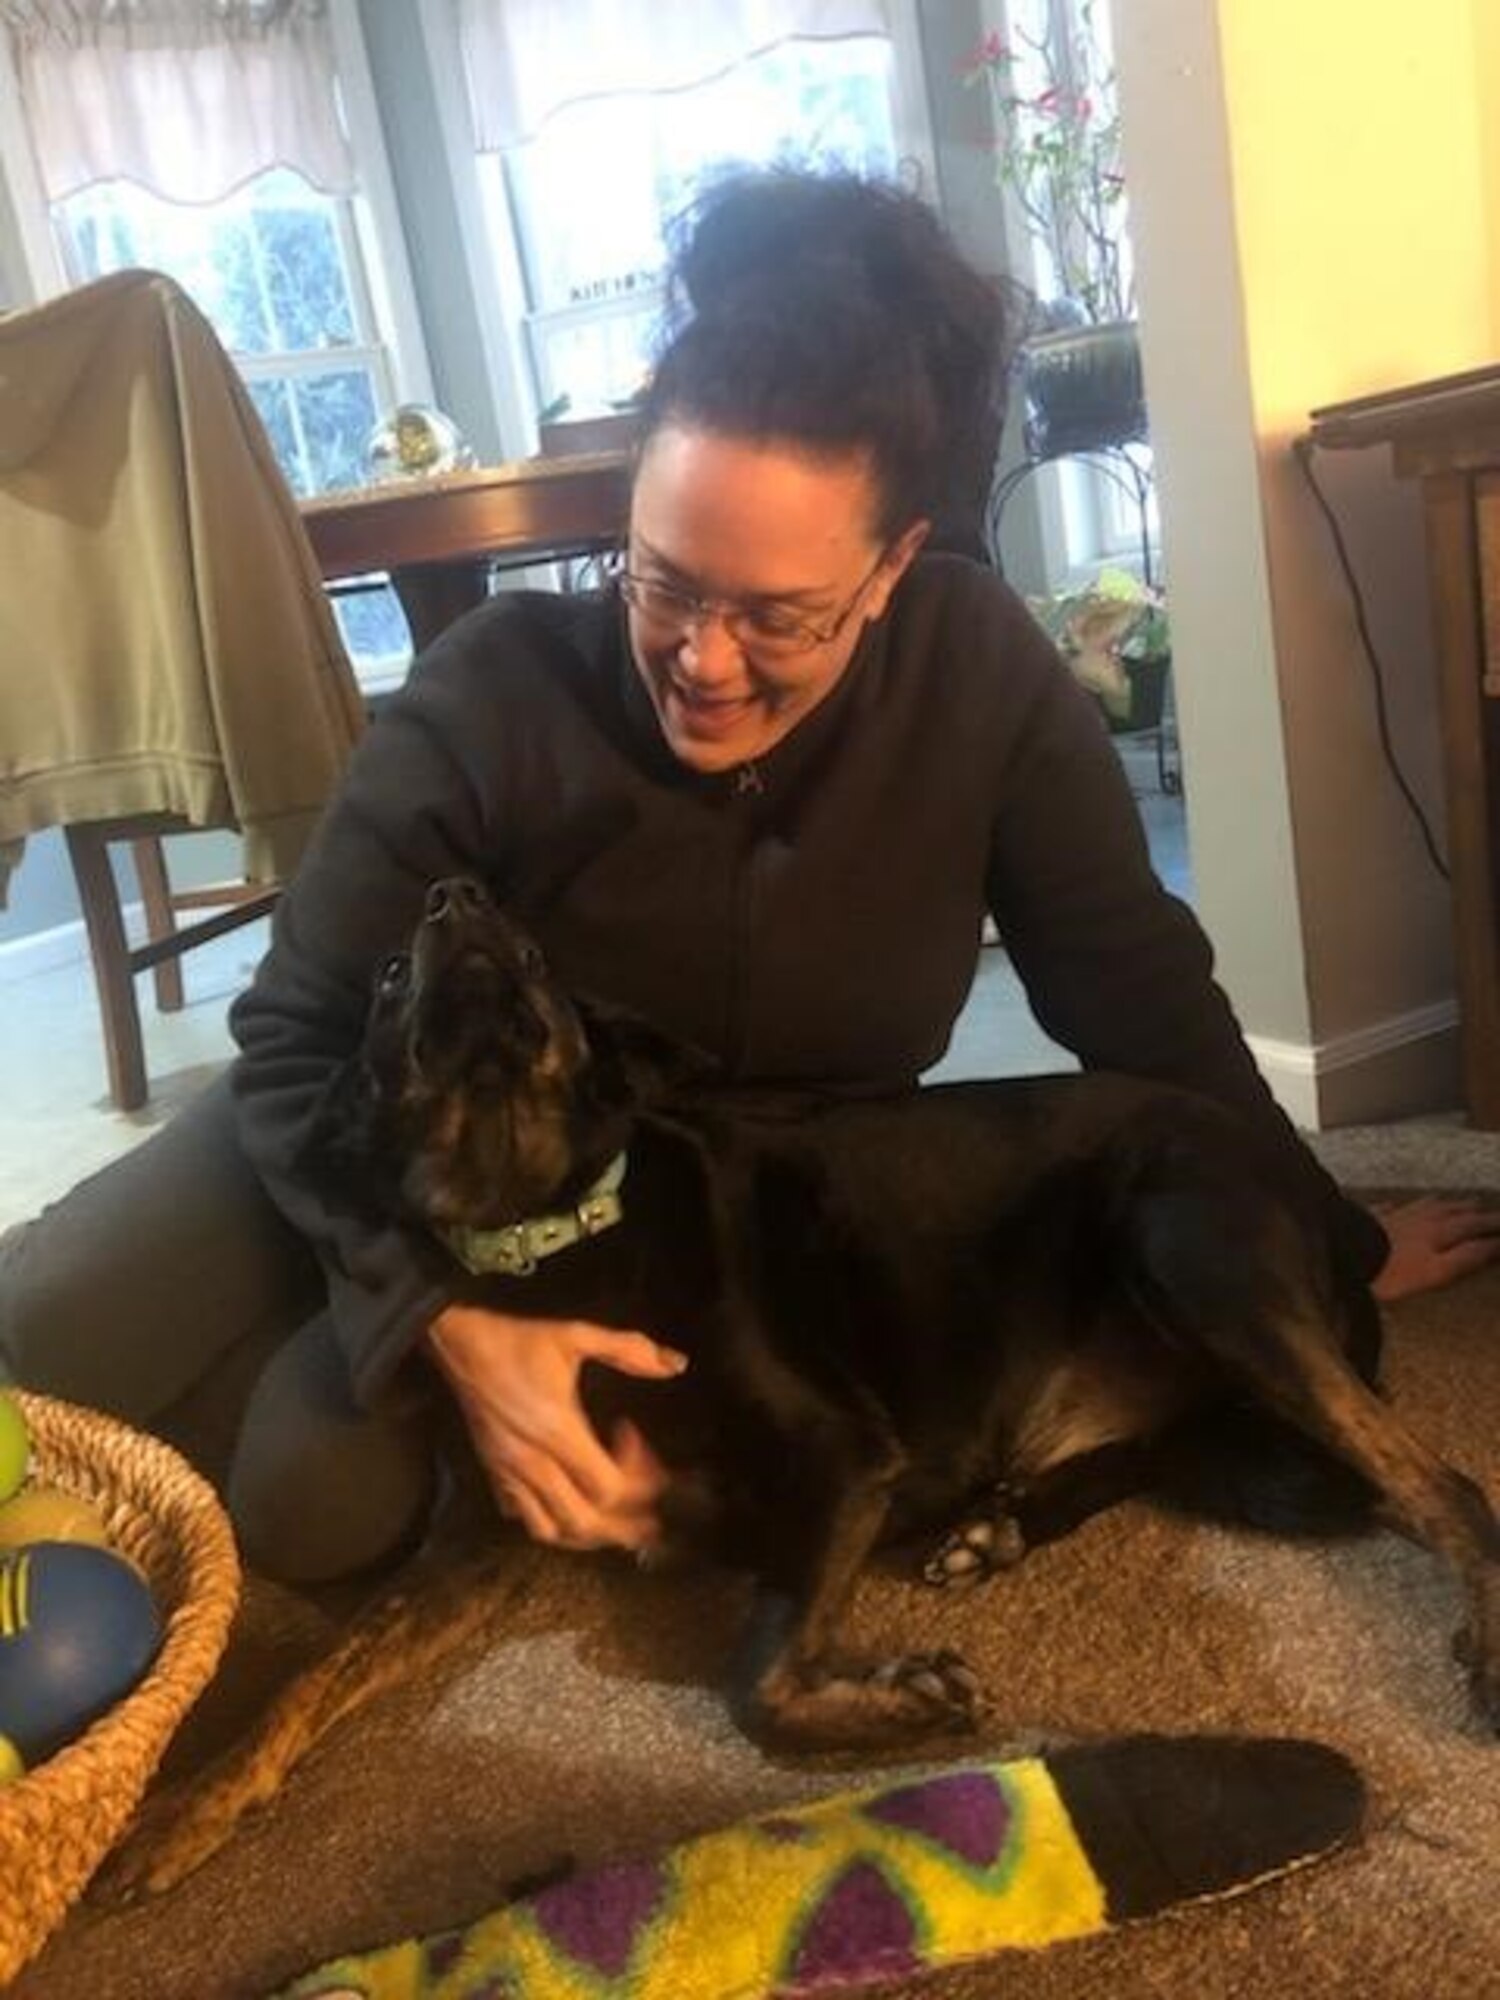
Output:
(1115, 0), (1496, 1123)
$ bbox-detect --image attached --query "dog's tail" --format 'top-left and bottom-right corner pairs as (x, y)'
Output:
(1154, 1400), (1378, 1538)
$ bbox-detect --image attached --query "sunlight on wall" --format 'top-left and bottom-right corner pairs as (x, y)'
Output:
(1217, 0), (1492, 432)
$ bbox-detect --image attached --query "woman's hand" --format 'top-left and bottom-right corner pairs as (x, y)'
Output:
(424, 1304), (685, 1551)
(1369, 1196), (1500, 1302)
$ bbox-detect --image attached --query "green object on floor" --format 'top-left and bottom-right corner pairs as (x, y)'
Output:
(275, 1735), (1362, 1999)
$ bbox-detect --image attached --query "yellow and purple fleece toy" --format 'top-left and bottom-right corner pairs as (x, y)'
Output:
(277, 1735), (1361, 2000)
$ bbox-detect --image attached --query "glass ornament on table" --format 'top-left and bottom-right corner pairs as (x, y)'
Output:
(366, 404), (476, 482)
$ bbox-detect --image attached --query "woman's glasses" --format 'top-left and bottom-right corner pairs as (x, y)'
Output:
(616, 550), (887, 659)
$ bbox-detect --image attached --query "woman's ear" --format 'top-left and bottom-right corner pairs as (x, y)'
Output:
(866, 518), (931, 620)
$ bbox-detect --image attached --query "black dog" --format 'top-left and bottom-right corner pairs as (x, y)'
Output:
(111, 873), (1500, 1897)
(318, 875), (1500, 1751)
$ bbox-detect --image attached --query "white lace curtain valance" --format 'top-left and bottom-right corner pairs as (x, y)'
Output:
(4, 0), (354, 205)
(458, 0), (891, 154)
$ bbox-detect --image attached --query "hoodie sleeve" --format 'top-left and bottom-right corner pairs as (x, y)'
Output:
(228, 606), (531, 1406)
(981, 599), (1388, 1284)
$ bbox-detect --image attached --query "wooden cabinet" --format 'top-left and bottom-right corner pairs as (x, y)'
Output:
(1310, 366), (1500, 1125)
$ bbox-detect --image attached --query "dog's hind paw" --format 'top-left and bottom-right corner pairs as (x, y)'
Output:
(922, 1502), (1027, 1589)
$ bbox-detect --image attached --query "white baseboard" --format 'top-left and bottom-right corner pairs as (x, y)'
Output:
(0, 904), (151, 987)
(1248, 997), (1461, 1130)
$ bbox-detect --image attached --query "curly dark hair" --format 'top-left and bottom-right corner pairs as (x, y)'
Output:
(639, 170), (1014, 554)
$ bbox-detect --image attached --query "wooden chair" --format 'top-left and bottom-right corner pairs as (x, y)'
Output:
(0, 269), (365, 1112)
(63, 817), (282, 1113)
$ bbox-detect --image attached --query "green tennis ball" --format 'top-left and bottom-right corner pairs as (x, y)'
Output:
(0, 1486), (111, 1553)
(0, 1398), (27, 1508)
(0, 1735), (22, 1785)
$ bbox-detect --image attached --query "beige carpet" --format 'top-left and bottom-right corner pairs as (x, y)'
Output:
(13, 1171), (1500, 1999)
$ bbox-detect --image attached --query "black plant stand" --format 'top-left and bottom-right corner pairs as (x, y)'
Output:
(989, 320), (1179, 792)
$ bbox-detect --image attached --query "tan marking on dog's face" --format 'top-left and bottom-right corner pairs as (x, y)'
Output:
(382, 898), (599, 1227)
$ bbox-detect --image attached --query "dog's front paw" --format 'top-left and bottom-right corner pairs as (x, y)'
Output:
(746, 1647), (985, 1752)
(869, 1648), (985, 1725)
(1454, 1617), (1500, 1733)
(99, 1763), (265, 1902)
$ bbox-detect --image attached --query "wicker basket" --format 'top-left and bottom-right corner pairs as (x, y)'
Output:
(0, 1392), (241, 1982)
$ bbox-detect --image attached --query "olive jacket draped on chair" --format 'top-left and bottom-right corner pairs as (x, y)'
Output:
(0, 267), (365, 902)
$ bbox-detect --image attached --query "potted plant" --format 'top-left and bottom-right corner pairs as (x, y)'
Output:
(1029, 566), (1170, 736)
(963, 8), (1143, 459)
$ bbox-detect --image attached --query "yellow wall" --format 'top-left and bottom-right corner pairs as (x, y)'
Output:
(1477, 0), (1500, 340)
(1217, 0), (1493, 434)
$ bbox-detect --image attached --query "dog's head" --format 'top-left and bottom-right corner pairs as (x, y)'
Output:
(325, 877), (699, 1230)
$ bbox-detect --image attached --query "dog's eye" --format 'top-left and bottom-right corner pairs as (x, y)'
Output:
(377, 952), (411, 994)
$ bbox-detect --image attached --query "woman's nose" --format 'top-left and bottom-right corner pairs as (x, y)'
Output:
(677, 609), (745, 682)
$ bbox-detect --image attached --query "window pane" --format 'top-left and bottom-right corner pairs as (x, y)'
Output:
(496, 36), (897, 419)
(526, 299), (661, 414)
(257, 201), (356, 350)
(504, 37), (897, 324)
(293, 368), (380, 494)
(54, 169), (364, 363)
(246, 376), (301, 489)
(54, 171), (391, 497)
(331, 582), (411, 684)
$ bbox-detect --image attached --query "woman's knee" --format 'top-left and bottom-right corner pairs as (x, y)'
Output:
(0, 1073), (319, 1420)
(227, 1312), (439, 1586)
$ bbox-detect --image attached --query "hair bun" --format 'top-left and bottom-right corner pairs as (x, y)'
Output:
(671, 172), (913, 328)
(648, 170), (1012, 554)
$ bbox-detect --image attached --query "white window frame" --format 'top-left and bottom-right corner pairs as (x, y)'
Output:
(0, 0), (433, 414)
(414, 0), (939, 452)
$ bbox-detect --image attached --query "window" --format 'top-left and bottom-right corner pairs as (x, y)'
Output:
(477, 33), (907, 419)
(1, 0), (427, 681)
(53, 166), (410, 674)
(56, 168), (392, 499)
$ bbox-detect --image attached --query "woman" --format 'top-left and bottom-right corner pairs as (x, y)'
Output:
(0, 172), (1486, 1581)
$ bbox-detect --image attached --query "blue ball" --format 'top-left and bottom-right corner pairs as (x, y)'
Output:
(0, 1543), (161, 1763)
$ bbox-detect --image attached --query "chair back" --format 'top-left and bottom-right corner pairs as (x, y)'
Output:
(0, 268), (364, 901)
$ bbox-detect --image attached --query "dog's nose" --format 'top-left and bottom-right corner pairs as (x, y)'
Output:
(425, 878), (489, 923)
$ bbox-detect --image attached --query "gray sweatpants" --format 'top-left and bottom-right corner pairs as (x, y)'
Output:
(0, 1075), (438, 1583)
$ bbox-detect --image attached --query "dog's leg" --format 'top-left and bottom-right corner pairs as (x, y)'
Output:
(102, 1542), (519, 1901)
(1220, 1316), (1500, 1725)
(733, 1460), (983, 1752)
(1136, 1189), (1500, 1729)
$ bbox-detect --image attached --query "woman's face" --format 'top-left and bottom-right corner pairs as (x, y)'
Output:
(624, 425), (926, 774)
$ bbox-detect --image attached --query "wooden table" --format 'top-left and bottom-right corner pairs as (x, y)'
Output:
(300, 452), (632, 651)
(1309, 364), (1500, 1125)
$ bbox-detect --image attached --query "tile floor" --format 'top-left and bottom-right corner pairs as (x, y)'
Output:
(0, 737), (1188, 1234)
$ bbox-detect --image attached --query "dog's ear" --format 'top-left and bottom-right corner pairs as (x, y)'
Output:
(297, 1052), (389, 1192)
(575, 994), (718, 1110)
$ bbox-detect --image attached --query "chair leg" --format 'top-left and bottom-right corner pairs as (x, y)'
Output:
(65, 826), (148, 1112)
(131, 835), (185, 1012)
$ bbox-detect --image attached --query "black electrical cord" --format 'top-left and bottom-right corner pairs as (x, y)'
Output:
(1292, 435), (1449, 880)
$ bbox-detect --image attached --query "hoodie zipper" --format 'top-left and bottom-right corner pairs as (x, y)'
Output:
(722, 762), (764, 1071)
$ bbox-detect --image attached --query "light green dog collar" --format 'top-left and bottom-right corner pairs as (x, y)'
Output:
(440, 1153), (627, 1278)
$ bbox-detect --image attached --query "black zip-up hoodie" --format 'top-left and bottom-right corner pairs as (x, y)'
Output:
(229, 555), (1384, 1404)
